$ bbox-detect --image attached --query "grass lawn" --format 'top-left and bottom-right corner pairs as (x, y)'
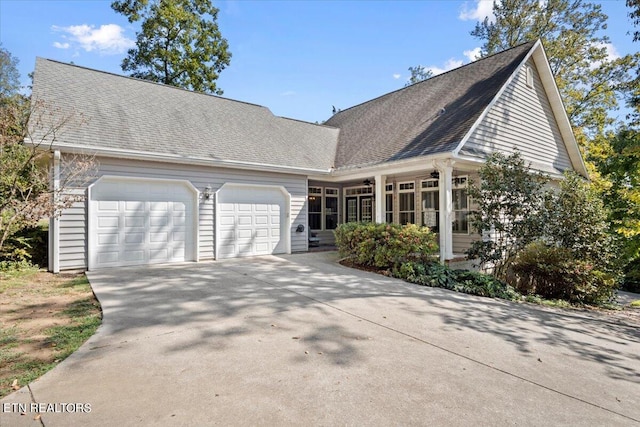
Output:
(0, 266), (102, 398)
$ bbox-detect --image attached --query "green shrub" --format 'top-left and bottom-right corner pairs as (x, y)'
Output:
(622, 258), (640, 293)
(393, 261), (519, 301)
(510, 241), (616, 305)
(0, 222), (48, 267)
(334, 222), (438, 269)
(452, 269), (520, 300)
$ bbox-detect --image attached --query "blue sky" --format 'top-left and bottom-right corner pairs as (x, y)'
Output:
(0, 0), (636, 123)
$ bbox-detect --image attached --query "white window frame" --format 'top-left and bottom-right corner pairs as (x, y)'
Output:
(452, 176), (470, 234)
(309, 186), (340, 231)
(325, 187), (339, 230)
(398, 181), (415, 225)
(344, 185), (374, 223)
(421, 178), (439, 231)
(385, 183), (394, 223)
(308, 186), (323, 231)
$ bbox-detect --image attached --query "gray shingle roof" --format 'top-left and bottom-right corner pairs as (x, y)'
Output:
(324, 41), (536, 170)
(31, 58), (339, 172)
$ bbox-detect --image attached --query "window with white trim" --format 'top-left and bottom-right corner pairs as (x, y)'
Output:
(308, 187), (322, 230)
(421, 179), (439, 232)
(385, 183), (394, 223)
(325, 188), (338, 230)
(398, 182), (415, 225)
(452, 176), (469, 233)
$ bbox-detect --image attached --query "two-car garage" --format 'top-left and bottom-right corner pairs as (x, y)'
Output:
(87, 177), (290, 270)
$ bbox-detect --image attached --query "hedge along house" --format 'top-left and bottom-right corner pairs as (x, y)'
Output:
(28, 40), (587, 272)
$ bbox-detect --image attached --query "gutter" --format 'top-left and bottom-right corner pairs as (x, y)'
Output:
(25, 140), (333, 176)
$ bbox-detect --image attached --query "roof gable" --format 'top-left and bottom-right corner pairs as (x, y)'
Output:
(325, 41), (536, 170)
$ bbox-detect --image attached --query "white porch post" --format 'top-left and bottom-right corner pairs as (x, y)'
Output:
(49, 151), (61, 273)
(374, 174), (385, 223)
(436, 160), (454, 262)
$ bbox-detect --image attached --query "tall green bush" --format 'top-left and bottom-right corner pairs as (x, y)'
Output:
(467, 151), (550, 279)
(334, 222), (438, 268)
(543, 172), (619, 273)
(510, 241), (616, 305)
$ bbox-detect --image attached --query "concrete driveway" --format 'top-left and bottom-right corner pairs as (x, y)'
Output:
(2, 252), (639, 426)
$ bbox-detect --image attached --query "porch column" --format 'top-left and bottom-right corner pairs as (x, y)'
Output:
(49, 150), (61, 273)
(436, 160), (454, 262)
(374, 174), (385, 223)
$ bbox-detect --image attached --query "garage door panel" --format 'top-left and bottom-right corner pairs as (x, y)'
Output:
(98, 201), (119, 211)
(124, 232), (144, 244)
(98, 252), (119, 264)
(91, 178), (195, 268)
(97, 234), (118, 245)
(217, 185), (287, 259)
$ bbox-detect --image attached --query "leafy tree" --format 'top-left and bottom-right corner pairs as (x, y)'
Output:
(111, 0), (231, 95)
(471, 0), (637, 135)
(0, 48), (95, 262)
(544, 172), (618, 272)
(628, 0), (640, 42)
(405, 65), (433, 87)
(595, 127), (640, 260)
(467, 151), (549, 279)
(0, 44), (20, 98)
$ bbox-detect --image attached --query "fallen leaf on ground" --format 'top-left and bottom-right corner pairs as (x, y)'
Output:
(11, 379), (20, 390)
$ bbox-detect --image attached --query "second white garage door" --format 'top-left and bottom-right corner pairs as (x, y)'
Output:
(216, 184), (289, 259)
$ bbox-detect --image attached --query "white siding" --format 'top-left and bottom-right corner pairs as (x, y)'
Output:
(57, 156), (308, 270)
(460, 58), (572, 175)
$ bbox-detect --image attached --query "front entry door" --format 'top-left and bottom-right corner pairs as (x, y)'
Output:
(346, 196), (374, 222)
(360, 197), (373, 222)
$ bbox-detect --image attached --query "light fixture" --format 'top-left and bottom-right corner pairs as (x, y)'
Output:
(203, 185), (212, 200)
(430, 171), (439, 179)
(363, 179), (372, 186)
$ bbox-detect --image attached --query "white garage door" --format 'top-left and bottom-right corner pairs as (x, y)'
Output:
(217, 185), (288, 259)
(89, 177), (196, 269)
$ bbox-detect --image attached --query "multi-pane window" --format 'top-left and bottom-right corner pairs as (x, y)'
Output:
(421, 179), (439, 232)
(325, 188), (338, 230)
(452, 177), (469, 233)
(385, 183), (393, 223)
(309, 186), (339, 230)
(308, 187), (322, 230)
(398, 182), (415, 225)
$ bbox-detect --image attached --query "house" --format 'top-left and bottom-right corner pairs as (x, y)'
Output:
(28, 39), (587, 272)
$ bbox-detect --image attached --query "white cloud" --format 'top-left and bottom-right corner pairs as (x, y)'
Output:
(393, 73), (401, 79)
(463, 47), (482, 62)
(459, 0), (495, 22)
(280, 90), (296, 96)
(427, 58), (464, 76)
(53, 41), (70, 49)
(52, 24), (134, 54)
(600, 42), (621, 61)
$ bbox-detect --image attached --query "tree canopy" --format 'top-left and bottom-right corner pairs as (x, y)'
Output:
(405, 65), (433, 87)
(0, 44), (20, 99)
(111, 0), (231, 95)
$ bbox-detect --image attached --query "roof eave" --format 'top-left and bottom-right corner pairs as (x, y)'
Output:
(26, 140), (333, 176)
